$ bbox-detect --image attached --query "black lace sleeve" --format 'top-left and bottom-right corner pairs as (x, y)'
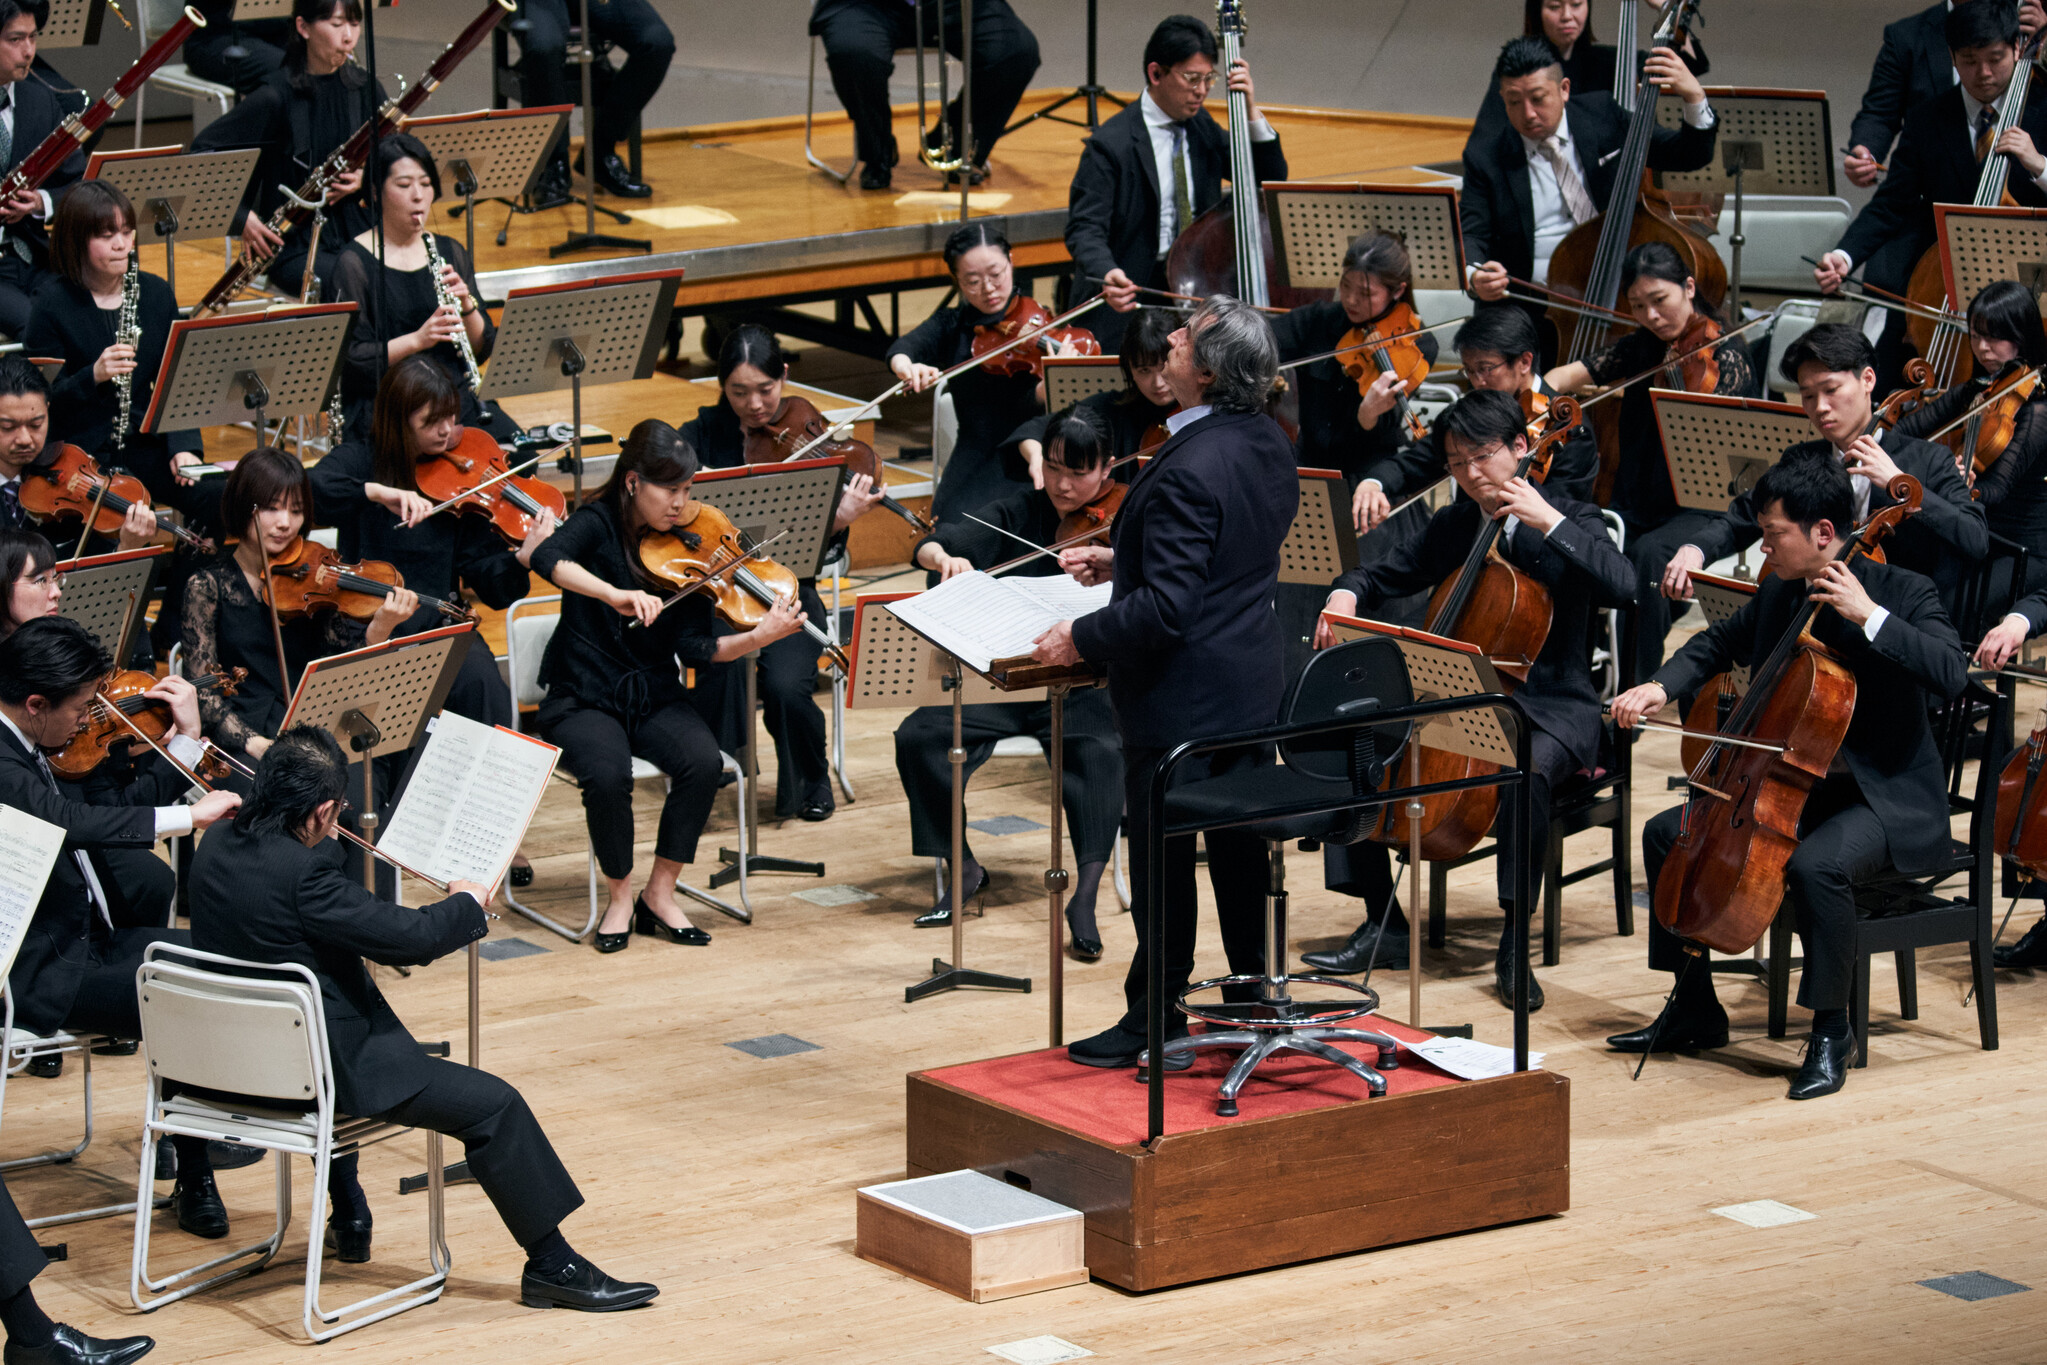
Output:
(181, 563), (256, 753)
(1712, 335), (1760, 398)
(1975, 399), (2047, 510)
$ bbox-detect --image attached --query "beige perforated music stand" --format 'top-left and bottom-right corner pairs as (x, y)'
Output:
(1689, 572), (1757, 690)
(54, 545), (165, 664)
(36, 0), (109, 48)
(1653, 88), (1835, 197)
(1282, 467), (1360, 586)
(1936, 204), (2047, 310)
(144, 302), (356, 439)
(402, 106), (573, 261)
(1652, 389), (1809, 513)
(1261, 183), (1466, 293)
(1042, 356), (1125, 411)
(87, 146), (259, 296)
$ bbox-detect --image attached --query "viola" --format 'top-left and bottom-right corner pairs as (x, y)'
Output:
(258, 535), (473, 623)
(413, 426), (567, 547)
(1055, 481), (1127, 548)
(49, 666), (247, 780)
(1369, 399), (1583, 859)
(636, 499), (850, 674)
(1653, 475), (1924, 955)
(1338, 298), (1431, 442)
(741, 394), (932, 532)
(1518, 387), (1552, 428)
(17, 444), (210, 552)
(971, 294), (1101, 379)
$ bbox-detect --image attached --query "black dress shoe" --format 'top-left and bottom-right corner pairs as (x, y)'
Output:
(1787, 1031), (1855, 1100)
(519, 1258), (659, 1311)
(3, 1323), (155, 1365)
(799, 798), (834, 823)
(583, 152), (652, 199)
(1606, 1005), (1730, 1053)
(325, 1216), (372, 1264)
(89, 1039), (138, 1056)
(915, 866), (989, 927)
(1066, 1023), (1193, 1070)
(1302, 922), (1408, 974)
(1065, 903), (1102, 963)
(24, 1054), (59, 1079)
(207, 1141), (265, 1171)
(173, 1174), (228, 1239)
(633, 897), (710, 946)
(152, 1144), (175, 1183)
(1995, 916), (2047, 968)
(528, 163), (572, 210)
(509, 863), (535, 889)
(1494, 959), (1544, 1013)
(858, 163), (891, 191)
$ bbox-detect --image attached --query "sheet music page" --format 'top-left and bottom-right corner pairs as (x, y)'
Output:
(376, 712), (560, 893)
(0, 806), (64, 979)
(1007, 575), (1113, 621)
(885, 571), (1066, 674)
(1404, 1034), (1543, 1080)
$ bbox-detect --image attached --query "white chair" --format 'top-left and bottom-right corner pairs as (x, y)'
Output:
(820, 548), (855, 803)
(133, 0), (236, 145)
(500, 596), (751, 940)
(130, 943), (447, 1342)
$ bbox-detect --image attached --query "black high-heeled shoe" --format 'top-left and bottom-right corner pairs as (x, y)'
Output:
(1065, 903), (1102, 962)
(593, 911), (631, 954)
(634, 895), (710, 946)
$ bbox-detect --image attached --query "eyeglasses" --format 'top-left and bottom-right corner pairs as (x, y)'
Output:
(1461, 358), (1511, 384)
(1444, 446), (1511, 475)
(1169, 68), (1219, 92)
(24, 572), (63, 591)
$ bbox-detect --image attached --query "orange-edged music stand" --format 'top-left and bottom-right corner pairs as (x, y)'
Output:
(1261, 182), (1467, 293)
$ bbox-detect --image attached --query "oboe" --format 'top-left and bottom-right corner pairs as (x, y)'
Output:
(112, 249), (140, 449)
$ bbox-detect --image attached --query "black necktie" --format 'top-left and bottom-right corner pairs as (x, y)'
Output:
(0, 481), (18, 530)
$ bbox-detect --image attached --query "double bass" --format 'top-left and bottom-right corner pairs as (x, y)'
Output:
(1368, 399), (1584, 859)
(1653, 475), (1923, 954)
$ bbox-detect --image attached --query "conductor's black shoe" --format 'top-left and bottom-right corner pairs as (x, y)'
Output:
(578, 151), (652, 199)
(173, 1174), (228, 1239)
(1995, 916), (2047, 968)
(1786, 1032), (1855, 1100)
(1605, 1005), (1729, 1053)
(1302, 923), (1408, 974)
(207, 1142), (265, 1171)
(325, 1216), (373, 1264)
(2, 1323), (156, 1365)
(858, 163), (891, 190)
(519, 1258), (660, 1311)
(915, 865), (989, 927)
(24, 1054), (59, 1079)
(1066, 1023), (1193, 1070)
(529, 163), (572, 210)
(1494, 960), (1544, 1013)
(633, 897), (710, 946)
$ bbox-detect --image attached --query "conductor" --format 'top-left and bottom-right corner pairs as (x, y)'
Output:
(1030, 296), (1298, 1067)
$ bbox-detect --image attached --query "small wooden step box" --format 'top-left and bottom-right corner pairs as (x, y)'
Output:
(856, 1169), (1088, 1302)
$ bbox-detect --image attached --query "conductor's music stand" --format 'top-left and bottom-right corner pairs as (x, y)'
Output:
(1935, 204), (2047, 312)
(1652, 390), (1807, 576)
(403, 105), (572, 261)
(848, 594), (1045, 1018)
(478, 270), (682, 503)
(1041, 355), (1125, 412)
(143, 303), (356, 446)
(54, 545), (165, 664)
(1262, 183), (1467, 294)
(86, 146), (260, 299)
(1655, 87), (1835, 313)
(34, 0), (108, 48)
(1281, 467), (1360, 586)
(690, 455), (849, 890)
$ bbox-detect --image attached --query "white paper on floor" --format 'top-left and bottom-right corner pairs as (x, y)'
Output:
(1712, 1199), (1815, 1228)
(986, 1338), (1092, 1365)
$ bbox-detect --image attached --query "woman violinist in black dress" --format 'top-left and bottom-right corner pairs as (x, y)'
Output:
(678, 325), (880, 821)
(192, 0), (385, 299)
(529, 421), (806, 951)
(887, 223), (1067, 520)
(324, 134), (514, 444)
(1004, 305), (1176, 484)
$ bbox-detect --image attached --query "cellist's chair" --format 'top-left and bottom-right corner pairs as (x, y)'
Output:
(500, 596), (751, 940)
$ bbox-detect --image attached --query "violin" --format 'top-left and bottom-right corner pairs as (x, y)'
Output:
(49, 667), (247, 780)
(1653, 474), (1924, 955)
(636, 499), (851, 674)
(1951, 361), (2039, 478)
(258, 535), (473, 624)
(740, 394), (932, 532)
(1368, 398), (1583, 859)
(17, 444), (210, 552)
(1664, 311), (1723, 394)
(1338, 299), (1431, 442)
(971, 294), (1102, 379)
(1055, 481), (1127, 548)
(413, 426), (567, 547)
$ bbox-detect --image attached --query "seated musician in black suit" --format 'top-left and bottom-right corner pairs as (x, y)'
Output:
(1355, 305), (1598, 527)
(1843, 0), (2047, 188)
(1305, 388), (1635, 1010)
(1608, 453), (1968, 1099)
(516, 0), (673, 200)
(895, 408), (1125, 956)
(1663, 325), (1987, 619)
(0, 1169), (155, 1364)
(0, 618), (242, 1234)
(187, 725), (659, 1310)
(1065, 14), (1287, 354)
(1818, 1), (2047, 388)
(1462, 32), (1716, 354)
(0, 0), (84, 339)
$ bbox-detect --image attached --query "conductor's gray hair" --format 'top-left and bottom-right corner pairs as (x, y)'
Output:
(1188, 294), (1279, 415)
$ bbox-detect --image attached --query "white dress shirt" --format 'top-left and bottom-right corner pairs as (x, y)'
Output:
(1165, 403), (1212, 436)
(1518, 96), (1715, 283)
(1139, 90), (1275, 257)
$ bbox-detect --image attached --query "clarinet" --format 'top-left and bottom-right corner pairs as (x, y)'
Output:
(112, 250), (141, 450)
(424, 232), (482, 389)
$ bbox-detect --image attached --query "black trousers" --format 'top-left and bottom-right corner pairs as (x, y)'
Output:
(441, 635), (514, 730)
(372, 1061), (583, 1249)
(0, 1176), (42, 1299)
(0, 254), (50, 341)
(539, 696), (722, 879)
(893, 690), (1123, 864)
(1643, 776), (1891, 1012)
(100, 849), (174, 930)
(1621, 508), (1727, 684)
(693, 582), (831, 816)
(518, 0), (675, 158)
(816, 0), (1040, 168)
(184, 19), (292, 97)
(1118, 744), (1269, 1033)
(62, 926), (194, 1038)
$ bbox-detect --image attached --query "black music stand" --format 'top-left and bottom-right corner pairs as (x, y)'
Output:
(1003, 0), (1121, 134)
(143, 302), (356, 446)
(403, 105), (571, 261)
(477, 270), (681, 503)
(53, 545), (164, 664)
(1263, 182), (1468, 295)
(550, 0), (649, 259)
(688, 456), (849, 894)
(1654, 87), (1835, 315)
(86, 146), (259, 299)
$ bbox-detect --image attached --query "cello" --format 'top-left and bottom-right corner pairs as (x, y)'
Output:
(1367, 399), (1584, 859)
(1653, 474), (1924, 955)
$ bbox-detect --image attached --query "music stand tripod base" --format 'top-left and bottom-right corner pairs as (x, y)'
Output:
(906, 959), (1031, 1004)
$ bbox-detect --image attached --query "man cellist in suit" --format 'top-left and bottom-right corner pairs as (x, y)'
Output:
(1608, 453), (1968, 1100)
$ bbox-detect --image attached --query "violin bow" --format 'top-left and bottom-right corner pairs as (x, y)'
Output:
(781, 295), (1113, 464)
(1077, 277), (1289, 315)
(414, 441), (571, 522)
(74, 469), (113, 560)
(256, 537), (296, 715)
